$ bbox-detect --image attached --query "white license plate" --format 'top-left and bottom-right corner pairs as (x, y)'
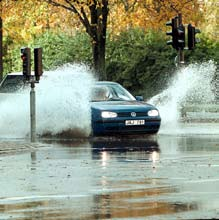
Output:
(125, 120), (145, 126)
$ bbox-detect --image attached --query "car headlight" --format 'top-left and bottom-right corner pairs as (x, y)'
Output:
(101, 111), (118, 118)
(148, 109), (159, 117)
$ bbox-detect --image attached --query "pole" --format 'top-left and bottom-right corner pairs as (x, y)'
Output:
(30, 81), (36, 142)
(178, 49), (185, 66)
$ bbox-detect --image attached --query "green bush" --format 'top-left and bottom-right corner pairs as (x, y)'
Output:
(31, 31), (92, 70)
(185, 35), (219, 63)
(3, 36), (24, 74)
(106, 29), (177, 99)
(106, 28), (218, 99)
(3, 31), (92, 75)
(3, 28), (218, 100)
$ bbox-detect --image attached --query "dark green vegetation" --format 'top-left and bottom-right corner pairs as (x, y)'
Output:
(3, 29), (219, 99)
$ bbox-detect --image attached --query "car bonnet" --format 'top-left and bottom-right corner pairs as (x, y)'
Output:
(91, 100), (157, 111)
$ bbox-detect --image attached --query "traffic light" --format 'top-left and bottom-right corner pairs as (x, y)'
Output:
(21, 47), (31, 80)
(188, 24), (201, 50)
(166, 17), (178, 49)
(34, 48), (43, 81)
(177, 24), (185, 49)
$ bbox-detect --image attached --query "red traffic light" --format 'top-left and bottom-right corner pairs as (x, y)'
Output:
(21, 54), (26, 61)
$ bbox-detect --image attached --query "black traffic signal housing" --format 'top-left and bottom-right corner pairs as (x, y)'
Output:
(166, 17), (178, 49)
(188, 24), (201, 50)
(34, 48), (43, 81)
(21, 47), (31, 81)
(177, 24), (185, 49)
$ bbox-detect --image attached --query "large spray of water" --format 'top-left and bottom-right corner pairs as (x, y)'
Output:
(148, 61), (217, 133)
(0, 61), (217, 139)
(0, 64), (96, 139)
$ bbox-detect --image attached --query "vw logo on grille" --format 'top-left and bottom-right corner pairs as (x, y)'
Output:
(131, 112), (136, 117)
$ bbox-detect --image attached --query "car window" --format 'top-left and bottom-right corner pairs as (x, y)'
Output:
(0, 75), (27, 93)
(91, 84), (136, 101)
(91, 86), (110, 101)
(110, 84), (135, 101)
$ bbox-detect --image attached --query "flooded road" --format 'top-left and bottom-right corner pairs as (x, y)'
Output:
(1, 133), (219, 219)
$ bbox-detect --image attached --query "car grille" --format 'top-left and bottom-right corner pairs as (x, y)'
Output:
(117, 112), (148, 117)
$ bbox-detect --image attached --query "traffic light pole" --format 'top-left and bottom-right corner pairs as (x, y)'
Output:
(30, 81), (36, 142)
(21, 47), (43, 143)
(178, 49), (185, 66)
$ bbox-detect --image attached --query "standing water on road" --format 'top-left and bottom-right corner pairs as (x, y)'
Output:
(0, 64), (96, 139)
(1, 136), (219, 220)
(148, 61), (218, 135)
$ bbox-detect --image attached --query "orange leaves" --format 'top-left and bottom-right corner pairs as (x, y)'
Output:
(108, 0), (204, 36)
(200, 0), (218, 40)
(2, 0), (81, 43)
(0, 0), (211, 44)
(2, 1), (45, 42)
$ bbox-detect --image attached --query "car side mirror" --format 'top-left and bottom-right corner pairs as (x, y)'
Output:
(135, 96), (144, 101)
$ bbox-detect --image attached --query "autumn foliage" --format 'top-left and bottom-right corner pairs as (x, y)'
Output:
(0, 0), (218, 79)
(1, 0), (209, 43)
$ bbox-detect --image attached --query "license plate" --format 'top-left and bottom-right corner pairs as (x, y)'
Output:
(125, 120), (145, 126)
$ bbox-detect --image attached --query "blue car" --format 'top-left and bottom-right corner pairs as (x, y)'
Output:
(91, 81), (161, 136)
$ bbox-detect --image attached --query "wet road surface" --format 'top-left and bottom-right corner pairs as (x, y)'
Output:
(1, 134), (219, 219)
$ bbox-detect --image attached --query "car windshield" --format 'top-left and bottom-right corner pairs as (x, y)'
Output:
(0, 75), (27, 93)
(91, 84), (136, 102)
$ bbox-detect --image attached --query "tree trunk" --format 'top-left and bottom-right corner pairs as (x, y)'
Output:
(0, 17), (3, 81)
(47, 0), (108, 80)
(93, 33), (106, 80)
(89, 0), (108, 80)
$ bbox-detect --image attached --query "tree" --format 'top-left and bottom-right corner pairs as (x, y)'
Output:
(200, 0), (219, 40)
(47, 0), (109, 80)
(109, 0), (203, 34)
(1, 0), (214, 79)
(0, 0), (3, 81)
(0, 17), (2, 81)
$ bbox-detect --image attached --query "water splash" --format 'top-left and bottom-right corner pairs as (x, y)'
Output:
(0, 64), (96, 139)
(0, 61), (217, 139)
(148, 61), (217, 133)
